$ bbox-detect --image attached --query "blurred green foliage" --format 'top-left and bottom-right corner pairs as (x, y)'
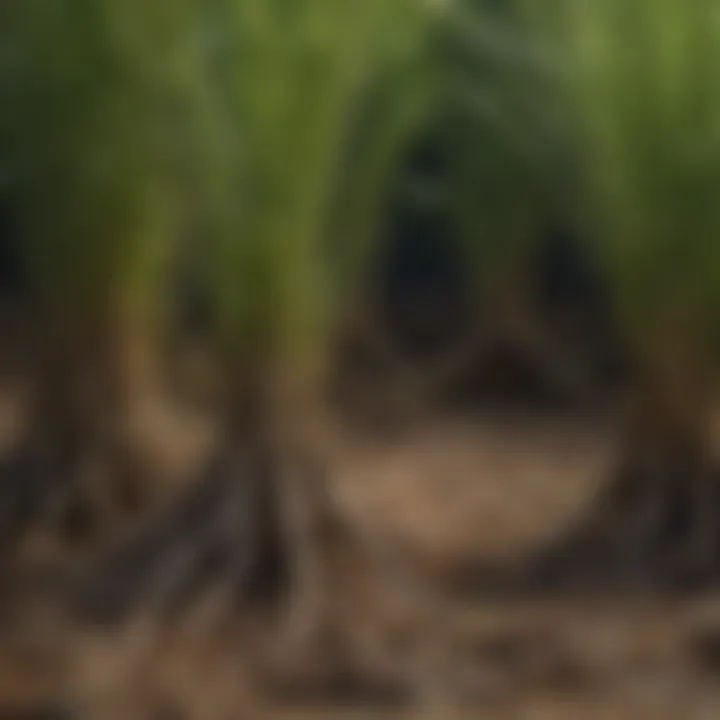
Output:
(527, 0), (720, 349)
(193, 0), (434, 376)
(2, 0), (202, 321)
(3, 0), (720, 383)
(441, 0), (578, 291)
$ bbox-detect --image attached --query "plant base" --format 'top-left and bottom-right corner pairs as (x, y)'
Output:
(526, 441), (720, 592)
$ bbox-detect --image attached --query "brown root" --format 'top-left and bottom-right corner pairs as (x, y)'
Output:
(68, 410), (425, 709)
(525, 434), (720, 593)
(70, 438), (286, 626)
(0, 412), (161, 573)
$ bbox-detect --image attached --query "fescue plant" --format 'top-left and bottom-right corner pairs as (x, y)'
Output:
(174, 0), (436, 656)
(2, 0), (205, 537)
(525, 0), (720, 577)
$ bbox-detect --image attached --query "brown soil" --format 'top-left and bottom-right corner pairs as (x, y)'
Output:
(2, 398), (720, 718)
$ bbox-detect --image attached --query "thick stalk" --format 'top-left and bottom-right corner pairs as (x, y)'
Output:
(531, 326), (719, 588)
(624, 316), (713, 460)
(602, 318), (718, 576)
(27, 289), (161, 534)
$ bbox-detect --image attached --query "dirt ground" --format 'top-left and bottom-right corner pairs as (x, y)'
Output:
(2, 397), (720, 718)
(314, 413), (720, 718)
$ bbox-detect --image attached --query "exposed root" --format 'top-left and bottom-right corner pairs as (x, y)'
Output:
(0, 431), (160, 573)
(72, 440), (291, 626)
(524, 446), (720, 593)
(66, 424), (439, 712)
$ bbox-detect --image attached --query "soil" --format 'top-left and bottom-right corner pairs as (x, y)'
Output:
(1, 385), (720, 718)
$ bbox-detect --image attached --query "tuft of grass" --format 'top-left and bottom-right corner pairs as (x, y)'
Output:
(528, 0), (720, 348)
(196, 0), (435, 391)
(4, 0), (203, 326)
